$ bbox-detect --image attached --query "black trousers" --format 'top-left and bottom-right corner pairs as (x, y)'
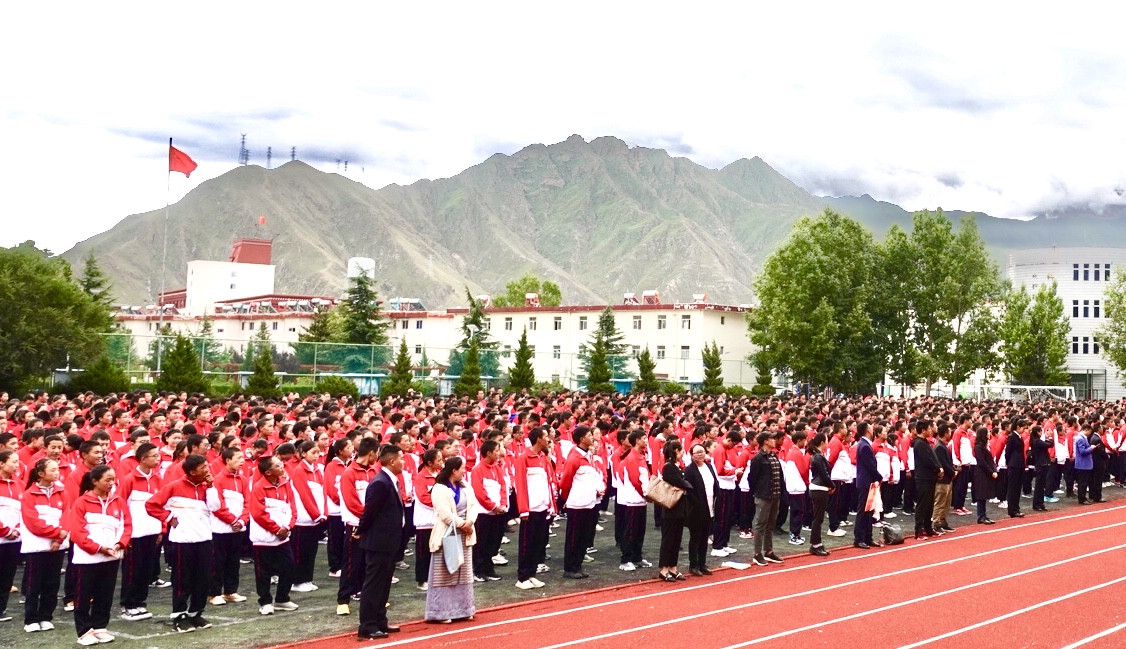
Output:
(414, 529), (433, 585)
(73, 561), (118, 636)
(810, 490), (829, 547)
(687, 518), (710, 570)
(398, 504), (414, 562)
(210, 532), (243, 597)
(120, 534), (159, 608)
(338, 525), (364, 604)
(658, 517), (684, 568)
(327, 515), (345, 573)
(1033, 466), (1049, 509)
(952, 467), (971, 509)
(563, 507), (598, 574)
(292, 523), (325, 585)
(1077, 469), (1094, 502)
(358, 549), (394, 635)
(516, 511), (549, 582)
(472, 514), (505, 578)
(1092, 463), (1107, 501)
(736, 490), (755, 531)
(64, 546), (76, 604)
(1006, 469), (1024, 515)
(853, 483), (874, 545)
(788, 493), (807, 538)
(253, 543), (295, 606)
(167, 540), (213, 616)
(711, 490), (736, 549)
(828, 481), (849, 531)
(0, 543), (18, 615)
(619, 505), (646, 564)
(23, 550), (65, 625)
(914, 481), (936, 534)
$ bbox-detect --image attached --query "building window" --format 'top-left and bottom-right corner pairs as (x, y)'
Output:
(681, 315), (691, 329)
(1083, 336), (1089, 354)
(551, 374), (560, 384)
(657, 315), (667, 330)
(720, 346), (725, 354)
(1084, 263), (1090, 281)
(230, 284), (236, 290)
(401, 319), (409, 329)
(1095, 300), (1101, 318)
(1095, 266), (1101, 281)
(272, 322), (278, 330)
(579, 316), (588, 331)
(632, 345), (640, 356)
(553, 317), (562, 331)
(1073, 263), (1080, 281)
(552, 345), (561, 359)
(501, 345), (512, 359)
(1073, 300), (1079, 318)
(1072, 336), (1079, 354)
(1084, 300), (1090, 318)
(1106, 264), (1112, 281)
(632, 315), (642, 330)
(680, 345), (690, 359)
(415, 320), (422, 329)
(484, 318), (491, 331)
(1094, 336), (1101, 354)
(288, 327), (296, 333)
(528, 345), (535, 355)
(504, 317), (513, 331)
(415, 345), (422, 355)
(656, 346), (666, 360)
(720, 316), (726, 325)
(528, 317), (537, 331)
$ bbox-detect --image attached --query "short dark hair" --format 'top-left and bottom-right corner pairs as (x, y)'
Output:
(378, 444), (402, 464)
(182, 454), (208, 475)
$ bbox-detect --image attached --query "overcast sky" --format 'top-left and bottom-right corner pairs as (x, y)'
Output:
(5, 2), (1126, 253)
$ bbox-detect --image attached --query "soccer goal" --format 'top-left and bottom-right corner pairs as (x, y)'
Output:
(976, 385), (1075, 402)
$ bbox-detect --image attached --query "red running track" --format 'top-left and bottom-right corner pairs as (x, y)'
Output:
(278, 503), (1126, 649)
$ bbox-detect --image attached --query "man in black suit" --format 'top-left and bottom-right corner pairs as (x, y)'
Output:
(1004, 419), (1027, 518)
(354, 445), (406, 640)
(913, 420), (942, 538)
(853, 422), (880, 549)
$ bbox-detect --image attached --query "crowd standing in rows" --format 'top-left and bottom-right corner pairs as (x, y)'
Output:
(0, 388), (1124, 643)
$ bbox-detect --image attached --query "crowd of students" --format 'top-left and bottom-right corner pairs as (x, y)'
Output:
(1, 387), (1124, 644)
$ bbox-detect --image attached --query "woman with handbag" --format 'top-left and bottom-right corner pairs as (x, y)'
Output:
(426, 456), (478, 624)
(657, 440), (692, 582)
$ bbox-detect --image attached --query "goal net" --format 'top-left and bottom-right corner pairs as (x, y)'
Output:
(976, 385), (1075, 402)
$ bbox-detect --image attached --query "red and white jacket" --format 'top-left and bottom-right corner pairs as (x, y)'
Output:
(324, 456), (348, 518)
(145, 476), (212, 544)
(206, 469), (250, 535)
(413, 468), (437, 530)
(248, 476), (297, 547)
(0, 475), (24, 544)
(471, 458), (507, 514)
(783, 447), (810, 495)
(287, 459), (326, 527)
(615, 449), (649, 507)
(21, 481), (70, 553)
(117, 466), (164, 538)
(560, 447), (602, 510)
(513, 448), (554, 515)
(66, 491), (132, 564)
(339, 460), (378, 526)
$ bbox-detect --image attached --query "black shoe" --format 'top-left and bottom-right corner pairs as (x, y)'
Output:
(673, 572), (686, 581)
(484, 574), (502, 582)
(358, 631), (389, 640)
(810, 546), (830, 557)
(383, 625), (401, 633)
(173, 614), (195, 633)
(1079, 500), (1091, 505)
(700, 566), (712, 575)
(661, 573), (677, 582)
(978, 518), (996, 525)
(763, 552), (784, 563)
(562, 571), (586, 579)
(941, 525), (955, 532)
(853, 542), (870, 550)
(774, 527), (786, 536)
(1010, 512), (1025, 518)
(903, 509), (915, 515)
(689, 568), (704, 576)
(190, 615), (211, 630)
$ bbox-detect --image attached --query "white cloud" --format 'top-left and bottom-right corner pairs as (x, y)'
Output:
(5, 2), (1126, 251)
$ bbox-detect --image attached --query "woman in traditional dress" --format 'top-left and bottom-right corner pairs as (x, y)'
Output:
(426, 456), (478, 623)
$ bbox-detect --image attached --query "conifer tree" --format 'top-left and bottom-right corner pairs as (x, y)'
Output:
(701, 341), (724, 394)
(454, 337), (484, 396)
(585, 334), (614, 394)
(246, 323), (280, 398)
(156, 334), (210, 394)
(383, 338), (414, 396)
(634, 347), (660, 393)
(508, 328), (535, 390)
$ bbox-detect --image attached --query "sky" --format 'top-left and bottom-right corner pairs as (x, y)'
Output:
(5, 2), (1126, 253)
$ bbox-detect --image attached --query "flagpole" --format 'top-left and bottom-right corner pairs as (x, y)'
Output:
(156, 138), (172, 376)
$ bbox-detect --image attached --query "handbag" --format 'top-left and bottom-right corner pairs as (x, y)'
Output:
(645, 474), (684, 509)
(440, 522), (463, 575)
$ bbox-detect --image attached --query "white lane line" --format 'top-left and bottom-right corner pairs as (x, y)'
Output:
(898, 580), (1126, 648)
(715, 543), (1126, 649)
(541, 528), (1126, 649)
(357, 505), (1126, 649)
(1060, 622), (1126, 649)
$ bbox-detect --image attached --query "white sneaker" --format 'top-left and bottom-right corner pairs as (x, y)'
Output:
(826, 528), (846, 537)
(78, 630), (100, 646)
(619, 562), (636, 571)
(515, 580), (535, 590)
(290, 582), (316, 593)
(638, 559), (653, 568)
(738, 531), (754, 539)
(721, 546), (736, 554)
(583, 554), (595, 563)
(120, 608), (152, 621)
(40, 621), (55, 631)
(259, 604), (274, 615)
(273, 601), (299, 612)
(224, 593), (247, 603)
(491, 555), (509, 565)
(93, 629), (115, 643)
(209, 596), (226, 606)
(501, 536), (510, 544)
(536, 564), (551, 574)
(417, 582), (428, 591)
(529, 577), (545, 588)
(328, 570), (341, 578)
(391, 576), (400, 584)
(270, 576), (278, 585)
(595, 524), (605, 532)
(885, 511), (898, 519)
(711, 549), (729, 557)
(26, 622), (41, 633)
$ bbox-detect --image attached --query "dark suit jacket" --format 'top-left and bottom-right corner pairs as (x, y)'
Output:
(913, 436), (940, 483)
(1004, 432), (1026, 472)
(356, 469), (405, 553)
(855, 437), (880, 488)
(935, 442), (956, 485)
(683, 461), (717, 527)
(660, 462), (693, 520)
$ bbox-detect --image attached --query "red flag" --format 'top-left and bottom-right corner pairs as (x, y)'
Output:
(258, 216), (267, 225)
(168, 140), (198, 177)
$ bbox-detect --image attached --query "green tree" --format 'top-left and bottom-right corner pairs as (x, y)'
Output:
(872, 224), (924, 387)
(339, 271), (389, 346)
(584, 334), (614, 394)
(69, 354), (130, 395)
(747, 209), (883, 394)
(492, 274), (563, 307)
(453, 337), (484, 396)
(447, 286), (500, 378)
(315, 374), (361, 400)
(507, 328), (535, 391)
(146, 325), (173, 371)
(751, 353), (776, 396)
(1098, 272), (1126, 379)
(383, 337), (414, 397)
(999, 281), (1070, 386)
(701, 341), (724, 394)
(156, 334), (210, 394)
(193, 316), (227, 369)
(246, 323), (280, 398)
(78, 252), (116, 332)
(0, 245), (109, 390)
(579, 306), (630, 378)
(295, 307), (345, 367)
(634, 347), (660, 393)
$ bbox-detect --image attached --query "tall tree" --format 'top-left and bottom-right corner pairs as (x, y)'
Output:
(492, 274), (563, 307)
(999, 281), (1070, 386)
(193, 315), (227, 369)
(701, 341), (724, 394)
(507, 328), (535, 390)
(747, 209), (883, 394)
(447, 286), (500, 378)
(1098, 272), (1126, 378)
(156, 334), (210, 394)
(634, 347), (660, 393)
(453, 337), (484, 396)
(585, 334), (614, 394)
(383, 337), (414, 397)
(873, 224), (924, 388)
(337, 271), (389, 366)
(79, 252), (116, 332)
(246, 323), (280, 397)
(580, 306), (630, 378)
(0, 245), (109, 389)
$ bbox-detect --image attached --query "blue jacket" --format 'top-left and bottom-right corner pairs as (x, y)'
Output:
(1074, 434), (1094, 471)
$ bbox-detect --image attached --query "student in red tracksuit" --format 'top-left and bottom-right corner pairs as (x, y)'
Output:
(412, 449), (441, 589)
(0, 450), (24, 622)
(21, 458), (69, 633)
(145, 454), (214, 633)
(616, 431), (651, 571)
(67, 465), (132, 645)
(323, 438), (352, 579)
(248, 455), (299, 615)
(116, 443), (163, 620)
(205, 447), (250, 606)
(512, 428), (553, 589)
(471, 440), (507, 581)
(336, 437), (380, 615)
(287, 440), (326, 593)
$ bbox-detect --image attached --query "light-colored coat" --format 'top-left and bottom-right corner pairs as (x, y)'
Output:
(428, 481), (479, 552)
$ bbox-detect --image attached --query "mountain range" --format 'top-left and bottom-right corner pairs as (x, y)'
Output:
(61, 134), (1126, 307)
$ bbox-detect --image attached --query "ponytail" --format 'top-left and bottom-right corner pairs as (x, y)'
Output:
(79, 465), (113, 495)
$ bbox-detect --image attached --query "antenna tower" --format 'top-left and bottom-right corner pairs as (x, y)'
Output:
(266, 146), (272, 169)
(290, 147), (296, 161)
(238, 134), (250, 166)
